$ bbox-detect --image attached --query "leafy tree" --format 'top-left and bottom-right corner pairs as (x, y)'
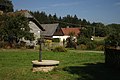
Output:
(105, 24), (120, 47)
(105, 30), (120, 48)
(66, 32), (77, 49)
(0, 13), (34, 48)
(91, 22), (108, 37)
(106, 24), (120, 34)
(79, 25), (93, 38)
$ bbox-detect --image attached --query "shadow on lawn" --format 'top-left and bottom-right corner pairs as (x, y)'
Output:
(63, 63), (120, 80)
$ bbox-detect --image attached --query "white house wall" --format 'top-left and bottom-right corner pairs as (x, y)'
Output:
(53, 35), (70, 42)
(20, 21), (41, 46)
(29, 21), (41, 39)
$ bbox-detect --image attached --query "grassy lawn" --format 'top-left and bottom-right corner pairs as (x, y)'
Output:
(0, 49), (120, 80)
(94, 37), (106, 41)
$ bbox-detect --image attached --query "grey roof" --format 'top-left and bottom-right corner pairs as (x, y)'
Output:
(16, 10), (45, 31)
(41, 23), (59, 36)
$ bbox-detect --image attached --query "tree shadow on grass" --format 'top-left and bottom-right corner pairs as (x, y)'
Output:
(63, 63), (120, 80)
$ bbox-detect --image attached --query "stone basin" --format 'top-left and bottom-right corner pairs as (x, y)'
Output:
(32, 60), (60, 72)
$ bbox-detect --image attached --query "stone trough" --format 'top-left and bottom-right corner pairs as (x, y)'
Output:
(32, 60), (60, 72)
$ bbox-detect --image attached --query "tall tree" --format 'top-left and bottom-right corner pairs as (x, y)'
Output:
(0, 0), (14, 12)
(53, 13), (58, 22)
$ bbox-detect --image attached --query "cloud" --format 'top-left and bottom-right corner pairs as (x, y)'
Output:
(51, 2), (79, 7)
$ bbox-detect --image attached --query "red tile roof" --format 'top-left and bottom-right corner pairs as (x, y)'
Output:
(61, 28), (80, 36)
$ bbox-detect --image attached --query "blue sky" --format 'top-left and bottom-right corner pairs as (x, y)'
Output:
(12, 0), (120, 24)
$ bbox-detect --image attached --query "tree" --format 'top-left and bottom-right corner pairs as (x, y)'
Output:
(91, 22), (108, 37)
(53, 13), (58, 22)
(81, 19), (87, 26)
(106, 24), (120, 35)
(79, 25), (93, 38)
(66, 32), (77, 49)
(0, 0), (14, 12)
(73, 15), (78, 23)
(105, 32), (120, 48)
(0, 13), (34, 48)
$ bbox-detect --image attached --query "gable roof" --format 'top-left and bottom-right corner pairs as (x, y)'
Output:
(41, 23), (59, 36)
(61, 28), (80, 36)
(15, 10), (45, 31)
(16, 10), (33, 18)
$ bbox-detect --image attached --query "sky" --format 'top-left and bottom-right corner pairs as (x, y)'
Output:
(12, 0), (120, 24)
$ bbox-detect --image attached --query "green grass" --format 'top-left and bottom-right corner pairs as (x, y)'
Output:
(94, 37), (106, 41)
(0, 49), (120, 80)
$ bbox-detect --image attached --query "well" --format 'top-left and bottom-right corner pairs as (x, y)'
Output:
(32, 60), (60, 72)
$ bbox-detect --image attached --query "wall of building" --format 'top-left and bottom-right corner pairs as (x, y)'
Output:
(29, 21), (41, 40)
(52, 35), (70, 42)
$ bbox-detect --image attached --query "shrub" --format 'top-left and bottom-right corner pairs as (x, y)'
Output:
(105, 32), (120, 48)
(77, 36), (90, 45)
(86, 41), (96, 50)
(94, 40), (105, 46)
(95, 45), (104, 51)
(52, 46), (67, 52)
(52, 38), (60, 42)
(77, 44), (87, 50)
(77, 35), (105, 50)
(44, 40), (52, 50)
(66, 37), (77, 49)
(94, 40), (105, 51)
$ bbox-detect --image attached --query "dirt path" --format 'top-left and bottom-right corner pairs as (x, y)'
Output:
(69, 50), (104, 53)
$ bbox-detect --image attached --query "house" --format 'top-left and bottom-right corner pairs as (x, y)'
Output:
(40, 23), (80, 43)
(53, 27), (80, 42)
(40, 23), (61, 39)
(15, 10), (45, 45)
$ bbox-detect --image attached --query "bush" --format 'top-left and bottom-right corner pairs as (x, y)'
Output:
(66, 37), (77, 49)
(52, 38), (60, 42)
(44, 40), (52, 50)
(94, 40), (105, 45)
(94, 40), (105, 51)
(77, 36), (90, 45)
(0, 41), (13, 49)
(86, 41), (96, 50)
(52, 46), (67, 52)
(95, 45), (104, 51)
(105, 32), (120, 48)
(77, 36), (105, 50)
(77, 44), (87, 50)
